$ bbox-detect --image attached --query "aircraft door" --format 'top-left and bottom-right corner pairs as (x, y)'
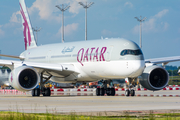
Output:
(106, 46), (113, 62)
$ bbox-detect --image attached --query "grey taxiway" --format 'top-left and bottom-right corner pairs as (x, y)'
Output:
(0, 90), (180, 115)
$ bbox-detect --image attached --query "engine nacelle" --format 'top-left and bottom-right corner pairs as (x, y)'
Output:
(9, 66), (40, 91)
(139, 65), (169, 91)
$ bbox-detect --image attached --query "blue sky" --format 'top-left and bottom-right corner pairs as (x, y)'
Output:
(0, 0), (180, 66)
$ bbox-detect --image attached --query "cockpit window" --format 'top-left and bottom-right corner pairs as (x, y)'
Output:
(120, 49), (142, 56)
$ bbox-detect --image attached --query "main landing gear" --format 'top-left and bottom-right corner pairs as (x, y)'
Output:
(32, 72), (52, 97)
(96, 80), (115, 96)
(32, 87), (51, 97)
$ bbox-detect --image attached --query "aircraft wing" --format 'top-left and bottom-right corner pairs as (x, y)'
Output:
(145, 56), (180, 65)
(0, 59), (21, 67)
(0, 59), (78, 77)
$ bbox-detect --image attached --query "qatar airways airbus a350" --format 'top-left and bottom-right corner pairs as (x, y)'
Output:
(0, 0), (180, 97)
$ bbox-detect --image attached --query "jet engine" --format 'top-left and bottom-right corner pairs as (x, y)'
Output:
(139, 65), (169, 91)
(9, 66), (40, 91)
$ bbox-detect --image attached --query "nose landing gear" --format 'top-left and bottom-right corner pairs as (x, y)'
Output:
(125, 78), (136, 96)
(125, 89), (135, 96)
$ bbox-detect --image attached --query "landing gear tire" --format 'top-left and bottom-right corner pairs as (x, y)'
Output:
(96, 88), (100, 96)
(125, 89), (130, 96)
(106, 88), (115, 96)
(110, 88), (115, 96)
(100, 88), (105, 96)
(32, 89), (35, 96)
(96, 80), (116, 96)
(130, 89), (135, 96)
(43, 88), (51, 96)
(32, 88), (40, 96)
(106, 88), (110, 96)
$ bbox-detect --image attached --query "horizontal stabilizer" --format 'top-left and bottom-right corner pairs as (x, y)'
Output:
(0, 54), (24, 60)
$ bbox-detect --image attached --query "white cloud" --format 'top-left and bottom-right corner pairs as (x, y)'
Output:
(124, 2), (133, 8)
(7, 0), (87, 26)
(56, 23), (78, 37)
(154, 9), (169, 18)
(28, 0), (86, 22)
(29, 0), (60, 21)
(133, 9), (169, 34)
(64, 23), (78, 35)
(162, 22), (169, 31)
(68, 0), (83, 14)
(10, 11), (21, 23)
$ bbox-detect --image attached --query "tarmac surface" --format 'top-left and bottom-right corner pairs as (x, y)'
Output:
(0, 90), (180, 115)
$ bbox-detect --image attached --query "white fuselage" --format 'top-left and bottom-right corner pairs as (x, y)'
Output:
(0, 70), (10, 86)
(20, 38), (145, 83)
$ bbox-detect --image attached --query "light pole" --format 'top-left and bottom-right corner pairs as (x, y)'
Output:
(135, 16), (147, 49)
(56, 4), (70, 43)
(32, 27), (41, 45)
(79, 2), (94, 41)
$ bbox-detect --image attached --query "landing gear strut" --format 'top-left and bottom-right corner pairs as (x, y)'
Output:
(96, 80), (115, 96)
(125, 78), (136, 96)
(32, 72), (52, 97)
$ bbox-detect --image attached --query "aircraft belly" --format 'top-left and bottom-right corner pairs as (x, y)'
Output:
(77, 61), (140, 79)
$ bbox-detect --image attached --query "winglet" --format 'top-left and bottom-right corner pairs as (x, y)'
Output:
(19, 0), (37, 50)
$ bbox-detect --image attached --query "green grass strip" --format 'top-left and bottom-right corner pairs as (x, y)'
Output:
(1, 111), (180, 120)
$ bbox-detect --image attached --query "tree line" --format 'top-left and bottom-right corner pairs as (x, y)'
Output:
(166, 66), (180, 76)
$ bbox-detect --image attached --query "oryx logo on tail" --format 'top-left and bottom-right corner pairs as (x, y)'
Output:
(20, 3), (31, 50)
(19, 0), (37, 50)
